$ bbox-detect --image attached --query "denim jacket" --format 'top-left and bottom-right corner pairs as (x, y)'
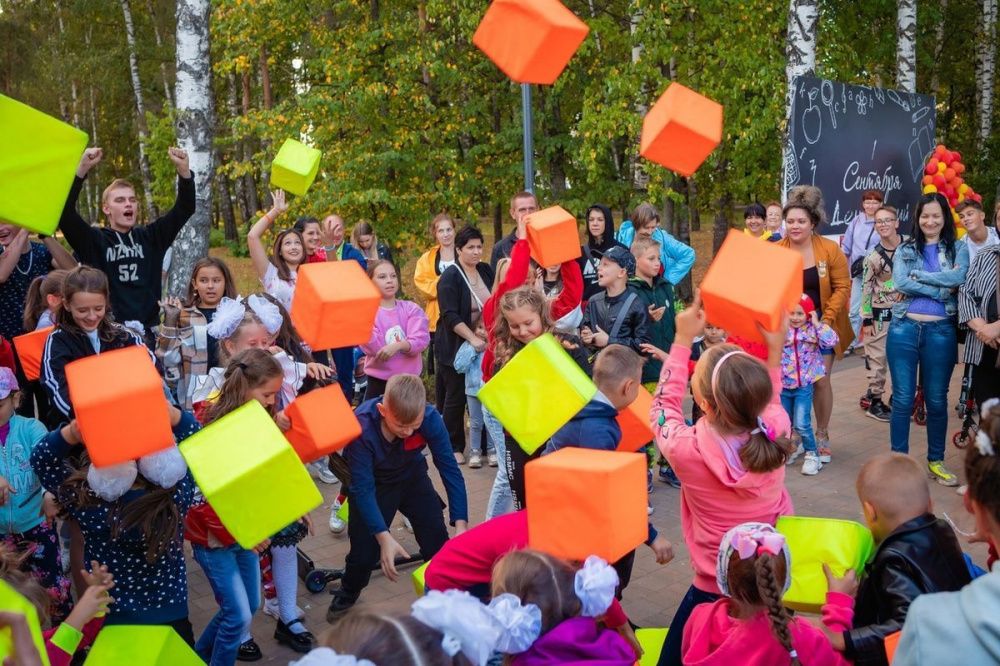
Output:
(891, 240), (969, 319)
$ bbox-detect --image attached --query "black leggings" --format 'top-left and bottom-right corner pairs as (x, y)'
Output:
(364, 375), (388, 401)
(438, 363), (468, 454)
(504, 432), (541, 510)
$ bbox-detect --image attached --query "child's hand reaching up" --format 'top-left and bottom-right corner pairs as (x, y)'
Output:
(64, 561), (115, 631)
(674, 291), (706, 347)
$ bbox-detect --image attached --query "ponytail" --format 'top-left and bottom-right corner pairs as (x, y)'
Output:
(204, 348), (283, 424)
(755, 554), (800, 666)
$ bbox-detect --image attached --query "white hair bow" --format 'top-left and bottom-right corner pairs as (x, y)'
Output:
(289, 647), (375, 666)
(246, 294), (283, 335)
(205, 297), (246, 339)
(574, 556), (619, 617)
(411, 590), (502, 666)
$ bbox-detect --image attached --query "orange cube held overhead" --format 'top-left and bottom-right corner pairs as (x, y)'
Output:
(472, 0), (589, 85)
(66, 345), (173, 467)
(700, 230), (803, 344)
(290, 261), (381, 351)
(284, 384), (362, 462)
(526, 447), (646, 562)
(526, 206), (582, 267)
(640, 82), (723, 177)
(616, 387), (654, 452)
(12, 326), (53, 381)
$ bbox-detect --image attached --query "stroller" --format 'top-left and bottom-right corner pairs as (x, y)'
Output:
(952, 364), (978, 449)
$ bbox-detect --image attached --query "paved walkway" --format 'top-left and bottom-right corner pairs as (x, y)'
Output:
(186, 354), (984, 662)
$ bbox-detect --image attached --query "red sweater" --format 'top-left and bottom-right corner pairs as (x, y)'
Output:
(481, 239), (584, 381)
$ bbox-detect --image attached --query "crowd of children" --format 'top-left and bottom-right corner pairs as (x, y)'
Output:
(1, 144), (999, 666)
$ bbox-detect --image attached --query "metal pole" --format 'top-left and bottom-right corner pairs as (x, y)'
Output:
(521, 83), (534, 193)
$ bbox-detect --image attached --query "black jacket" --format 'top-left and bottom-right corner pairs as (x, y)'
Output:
(489, 232), (518, 272)
(582, 285), (651, 354)
(60, 174), (196, 329)
(844, 513), (972, 666)
(435, 263), (494, 367)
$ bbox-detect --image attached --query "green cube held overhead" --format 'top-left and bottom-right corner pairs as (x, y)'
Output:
(84, 625), (202, 665)
(478, 333), (597, 454)
(179, 400), (322, 549)
(270, 138), (322, 196)
(0, 94), (88, 235)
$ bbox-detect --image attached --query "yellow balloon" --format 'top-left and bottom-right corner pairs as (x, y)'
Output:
(959, 183), (970, 194)
(923, 184), (938, 194)
(938, 162), (947, 173)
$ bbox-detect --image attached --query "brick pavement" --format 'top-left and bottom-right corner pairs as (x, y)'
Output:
(185, 354), (984, 662)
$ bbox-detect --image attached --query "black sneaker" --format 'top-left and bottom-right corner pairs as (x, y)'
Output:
(274, 618), (315, 654)
(326, 593), (356, 623)
(866, 398), (891, 423)
(658, 464), (682, 489)
(236, 639), (262, 662)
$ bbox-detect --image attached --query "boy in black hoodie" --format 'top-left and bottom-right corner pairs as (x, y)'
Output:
(829, 452), (972, 666)
(60, 146), (195, 342)
(581, 246), (650, 356)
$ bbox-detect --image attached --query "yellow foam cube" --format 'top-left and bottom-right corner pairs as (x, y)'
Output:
(0, 94), (88, 235)
(636, 628), (668, 666)
(84, 625), (201, 665)
(412, 560), (429, 596)
(0, 580), (49, 666)
(270, 138), (321, 196)
(179, 400), (322, 549)
(479, 333), (596, 454)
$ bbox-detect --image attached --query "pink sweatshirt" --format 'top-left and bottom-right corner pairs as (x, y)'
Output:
(360, 299), (430, 380)
(652, 344), (793, 594)
(682, 593), (854, 666)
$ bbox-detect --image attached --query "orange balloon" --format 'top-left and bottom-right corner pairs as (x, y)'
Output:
(944, 168), (956, 181)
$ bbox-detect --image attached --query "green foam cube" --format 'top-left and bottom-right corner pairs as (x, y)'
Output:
(270, 138), (321, 196)
(0, 580), (49, 666)
(777, 515), (875, 612)
(0, 94), (88, 235)
(179, 400), (322, 548)
(636, 628), (668, 666)
(479, 333), (597, 454)
(85, 625), (201, 665)
(412, 560), (429, 596)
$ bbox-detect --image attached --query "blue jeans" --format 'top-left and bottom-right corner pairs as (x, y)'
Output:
(484, 407), (514, 519)
(193, 544), (261, 666)
(887, 317), (957, 461)
(849, 275), (864, 344)
(467, 395), (496, 456)
(780, 383), (817, 453)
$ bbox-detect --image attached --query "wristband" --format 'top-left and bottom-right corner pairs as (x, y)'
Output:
(49, 622), (83, 655)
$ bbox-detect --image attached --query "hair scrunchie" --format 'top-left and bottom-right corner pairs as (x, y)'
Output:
(289, 647), (375, 666)
(411, 589), (502, 666)
(205, 297), (246, 339)
(488, 593), (542, 654)
(246, 294), (282, 336)
(574, 556), (619, 617)
(87, 461), (138, 502)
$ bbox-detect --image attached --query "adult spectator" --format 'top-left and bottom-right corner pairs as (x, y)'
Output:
(742, 203), (771, 240)
(841, 189), (884, 354)
(778, 186), (853, 462)
(888, 192), (969, 487)
(764, 200), (784, 240)
(957, 200), (999, 266)
(579, 204), (626, 303)
(351, 221), (394, 265)
(414, 214), (457, 399)
(958, 243), (1000, 409)
(436, 226), (494, 463)
(490, 191), (537, 271)
(615, 203), (695, 286)
(320, 214), (367, 268)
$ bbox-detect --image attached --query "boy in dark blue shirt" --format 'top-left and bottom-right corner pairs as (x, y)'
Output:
(327, 374), (468, 620)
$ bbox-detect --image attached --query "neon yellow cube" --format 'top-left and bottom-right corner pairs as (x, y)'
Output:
(84, 625), (201, 665)
(0, 580), (49, 666)
(636, 628), (668, 666)
(0, 94), (88, 235)
(777, 516), (875, 612)
(270, 138), (321, 196)
(479, 333), (596, 454)
(336, 498), (349, 522)
(411, 560), (429, 596)
(179, 400), (322, 549)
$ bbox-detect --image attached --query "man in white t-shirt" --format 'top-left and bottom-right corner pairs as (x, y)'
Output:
(957, 200), (999, 267)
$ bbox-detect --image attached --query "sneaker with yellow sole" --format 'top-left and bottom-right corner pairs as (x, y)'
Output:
(928, 461), (959, 487)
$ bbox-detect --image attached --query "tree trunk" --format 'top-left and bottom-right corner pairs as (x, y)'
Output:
(896, 0), (917, 93)
(120, 0), (158, 222)
(240, 70), (260, 218)
(689, 175), (701, 232)
(783, 0), (818, 194)
(144, 0), (174, 107)
(930, 0), (949, 95)
(493, 203), (503, 245)
(218, 165), (237, 241)
(260, 46), (272, 110)
(975, 0), (997, 153)
(169, 0), (214, 296)
(674, 177), (693, 302)
(712, 162), (732, 256)
(629, 9), (649, 193)
(225, 73), (250, 225)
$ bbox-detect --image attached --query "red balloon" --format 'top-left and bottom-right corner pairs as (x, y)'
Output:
(933, 174), (947, 188)
(943, 152), (956, 166)
(954, 177), (964, 188)
(952, 151), (962, 162)
(955, 162), (966, 174)
(944, 168), (957, 181)
(925, 159), (939, 175)
(922, 175), (934, 185)
(935, 144), (947, 156)
(944, 185), (956, 198)
(973, 193), (983, 203)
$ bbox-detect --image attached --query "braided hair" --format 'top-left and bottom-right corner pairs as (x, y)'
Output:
(727, 549), (800, 665)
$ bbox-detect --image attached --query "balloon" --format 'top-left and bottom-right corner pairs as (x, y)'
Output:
(955, 162), (966, 174)
(938, 161), (947, 173)
(959, 183), (970, 194)
(922, 175), (934, 185)
(943, 151), (956, 166)
(944, 168), (956, 181)
(933, 174), (947, 188)
(923, 184), (938, 194)
(958, 194), (966, 203)
(925, 159), (939, 175)
(954, 177), (964, 189)
(935, 144), (947, 157)
(945, 185), (956, 198)
(952, 151), (962, 162)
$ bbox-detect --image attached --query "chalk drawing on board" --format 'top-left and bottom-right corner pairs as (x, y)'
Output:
(821, 80), (838, 129)
(802, 88), (822, 145)
(907, 125), (934, 180)
(912, 107), (930, 124)
(856, 89), (870, 116)
(784, 143), (800, 191)
(873, 87), (886, 105)
(886, 89), (911, 112)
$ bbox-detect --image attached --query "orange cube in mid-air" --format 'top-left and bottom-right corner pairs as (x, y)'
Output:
(284, 384), (362, 462)
(700, 230), (803, 344)
(526, 447), (647, 562)
(616, 387), (654, 452)
(472, 0), (589, 85)
(290, 261), (381, 351)
(526, 206), (582, 267)
(66, 345), (173, 467)
(640, 82), (723, 177)
(12, 326), (53, 381)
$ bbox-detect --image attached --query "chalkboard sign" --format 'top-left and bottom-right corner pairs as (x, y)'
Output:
(785, 76), (935, 236)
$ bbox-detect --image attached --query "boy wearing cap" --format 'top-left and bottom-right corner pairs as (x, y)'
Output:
(581, 245), (650, 356)
(781, 294), (839, 476)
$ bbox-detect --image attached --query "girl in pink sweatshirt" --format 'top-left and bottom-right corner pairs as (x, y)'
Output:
(682, 522), (855, 666)
(644, 292), (794, 666)
(360, 259), (430, 400)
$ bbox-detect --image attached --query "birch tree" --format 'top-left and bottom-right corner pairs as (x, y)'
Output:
(975, 0), (997, 153)
(783, 0), (818, 196)
(168, 0), (213, 296)
(896, 0), (917, 92)
(120, 0), (158, 221)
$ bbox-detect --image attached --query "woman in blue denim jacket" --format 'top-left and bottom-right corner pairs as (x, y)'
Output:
(888, 193), (969, 486)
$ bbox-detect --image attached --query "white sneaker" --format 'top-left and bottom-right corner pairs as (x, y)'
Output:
(329, 500), (346, 533)
(647, 501), (655, 516)
(264, 597), (303, 621)
(487, 453), (498, 467)
(468, 452), (483, 469)
(786, 443), (805, 465)
(309, 461), (339, 485)
(801, 453), (822, 476)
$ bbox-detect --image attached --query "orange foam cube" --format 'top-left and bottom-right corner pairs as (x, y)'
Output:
(700, 230), (803, 344)
(472, 0), (589, 85)
(284, 384), (362, 462)
(640, 83), (723, 177)
(66, 346), (173, 467)
(526, 206), (582, 267)
(616, 387), (654, 452)
(527, 447), (646, 562)
(12, 326), (53, 381)
(290, 261), (381, 351)
(884, 631), (900, 663)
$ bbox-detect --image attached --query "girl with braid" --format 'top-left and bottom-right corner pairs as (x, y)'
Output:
(681, 523), (855, 665)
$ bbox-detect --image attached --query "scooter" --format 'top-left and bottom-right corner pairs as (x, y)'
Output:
(952, 365), (977, 449)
